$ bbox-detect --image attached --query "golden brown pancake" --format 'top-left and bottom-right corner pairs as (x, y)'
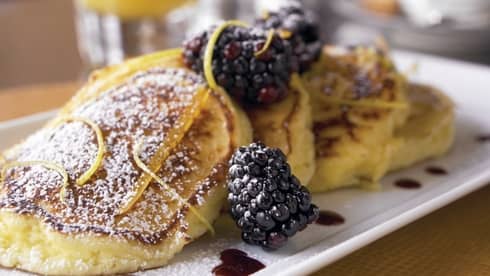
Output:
(0, 51), (252, 275)
(245, 78), (315, 185)
(389, 83), (454, 171)
(302, 46), (453, 192)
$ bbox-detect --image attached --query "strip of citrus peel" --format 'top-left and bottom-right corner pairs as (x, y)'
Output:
(118, 85), (209, 215)
(278, 29), (292, 39)
(52, 117), (106, 186)
(132, 140), (215, 236)
(0, 161), (68, 202)
(318, 98), (408, 109)
(68, 48), (183, 110)
(292, 74), (408, 110)
(135, 48), (182, 66)
(204, 20), (248, 91)
(254, 29), (275, 57)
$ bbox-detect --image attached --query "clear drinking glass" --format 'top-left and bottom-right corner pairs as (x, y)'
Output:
(74, 0), (196, 72)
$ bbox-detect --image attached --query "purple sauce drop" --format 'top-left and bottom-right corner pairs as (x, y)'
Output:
(212, 249), (265, 276)
(395, 178), (422, 189)
(316, 210), (345, 226)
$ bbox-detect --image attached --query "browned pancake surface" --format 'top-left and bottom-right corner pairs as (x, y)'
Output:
(0, 68), (227, 244)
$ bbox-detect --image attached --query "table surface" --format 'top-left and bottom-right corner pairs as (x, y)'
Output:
(0, 83), (489, 276)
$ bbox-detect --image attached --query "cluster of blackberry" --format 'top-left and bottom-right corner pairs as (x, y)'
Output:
(183, 26), (294, 104)
(183, 3), (322, 250)
(255, 3), (322, 73)
(182, 2), (322, 104)
(227, 143), (319, 249)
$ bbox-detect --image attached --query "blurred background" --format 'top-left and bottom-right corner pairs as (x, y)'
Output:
(1, 0), (489, 89)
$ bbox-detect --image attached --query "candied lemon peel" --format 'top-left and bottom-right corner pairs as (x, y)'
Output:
(132, 140), (215, 235)
(118, 85), (210, 215)
(203, 20), (249, 91)
(254, 29), (275, 57)
(0, 116), (105, 204)
(52, 117), (106, 186)
(1, 161), (69, 203)
(278, 29), (292, 39)
(68, 48), (183, 110)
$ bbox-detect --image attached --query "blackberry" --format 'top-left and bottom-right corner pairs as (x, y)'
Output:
(227, 142), (319, 250)
(182, 25), (295, 104)
(254, 1), (322, 73)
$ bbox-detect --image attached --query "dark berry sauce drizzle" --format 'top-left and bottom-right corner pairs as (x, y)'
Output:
(394, 179), (421, 189)
(476, 134), (490, 143)
(212, 249), (265, 276)
(425, 166), (448, 175)
(316, 210), (345, 226)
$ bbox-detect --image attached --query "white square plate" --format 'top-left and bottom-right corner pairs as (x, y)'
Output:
(1, 51), (489, 276)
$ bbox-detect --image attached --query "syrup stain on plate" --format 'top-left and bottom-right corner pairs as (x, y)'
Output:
(213, 248), (265, 276)
(316, 210), (345, 226)
(394, 178), (422, 189)
(425, 166), (448, 175)
(476, 134), (490, 143)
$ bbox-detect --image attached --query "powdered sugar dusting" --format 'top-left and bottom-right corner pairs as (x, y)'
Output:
(0, 67), (223, 243)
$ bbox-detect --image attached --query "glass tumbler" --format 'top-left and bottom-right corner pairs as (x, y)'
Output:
(74, 0), (196, 72)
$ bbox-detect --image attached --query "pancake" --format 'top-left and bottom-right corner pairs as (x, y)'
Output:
(246, 75), (315, 185)
(0, 50), (252, 275)
(303, 46), (453, 192)
(304, 46), (410, 191)
(389, 83), (454, 171)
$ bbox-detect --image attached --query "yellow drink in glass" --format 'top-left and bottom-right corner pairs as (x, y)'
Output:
(74, 0), (195, 70)
(79, 0), (194, 20)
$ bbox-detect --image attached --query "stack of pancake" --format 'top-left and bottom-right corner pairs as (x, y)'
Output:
(252, 45), (454, 192)
(0, 52), (253, 275)
(0, 46), (453, 275)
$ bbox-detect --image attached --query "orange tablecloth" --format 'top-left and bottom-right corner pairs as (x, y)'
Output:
(1, 83), (489, 276)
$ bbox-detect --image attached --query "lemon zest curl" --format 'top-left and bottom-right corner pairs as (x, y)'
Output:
(1, 161), (69, 203)
(203, 20), (249, 91)
(53, 117), (106, 186)
(131, 140), (215, 236)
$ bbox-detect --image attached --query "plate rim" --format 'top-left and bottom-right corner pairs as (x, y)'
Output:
(270, 164), (490, 276)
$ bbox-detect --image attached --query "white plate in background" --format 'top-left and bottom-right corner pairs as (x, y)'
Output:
(0, 51), (489, 275)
